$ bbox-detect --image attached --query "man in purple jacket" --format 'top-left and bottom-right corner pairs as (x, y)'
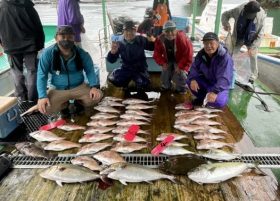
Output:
(57, 0), (85, 45)
(186, 32), (233, 108)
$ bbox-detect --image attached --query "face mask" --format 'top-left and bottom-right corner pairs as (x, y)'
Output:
(58, 40), (74, 49)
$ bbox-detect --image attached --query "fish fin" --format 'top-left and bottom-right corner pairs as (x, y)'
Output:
(119, 180), (127, 185)
(56, 180), (63, 187)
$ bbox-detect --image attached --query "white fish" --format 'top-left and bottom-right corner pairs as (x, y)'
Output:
(188, 162), (253, 184)
(71, 156), (103, 171)
(44, 140), (81, 151)
(93, 150), (125, 165)
(196, 139), (234, 150)
(29, 130), (65, 142)
(84, 127), (114, 134)
(111, 142), (147, 153)
(87, 119), (118, 127)
(113, 134), (147, 143)
(126, 104), (156, 110)
(79, 134), (114, 143)
(193, 132), (225, 140)
(161, 146), (194, 156)
(156, 133), (188, 141)
(40, 164), (100, 186)
(76, 142), (112, 155)
(94, 105), (120, 113)
(116, 119), (149, 126)
(57, 124), (86, 131)
(125, 110), (150, 117)
(100, 162), (176, 185)
(90, 113), (118, 120)
(199, 149), (240, 161)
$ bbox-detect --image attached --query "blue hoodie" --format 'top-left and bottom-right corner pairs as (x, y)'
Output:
(37, 44), (99, 99)
(187, 44), (233, 93)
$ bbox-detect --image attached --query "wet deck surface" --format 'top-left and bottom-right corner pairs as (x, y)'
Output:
(0, 74), (280, 201)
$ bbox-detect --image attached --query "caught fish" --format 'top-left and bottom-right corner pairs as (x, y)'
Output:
(175, 110), (204, 117)
(126, 104), (156, 110)
(94, 105), (120, 113)
(125, 110), (150, 117)
(193, 132), (225, 140)
(120, 113), (151, 122)
(100, 162), (176, 185)
(122, 98), (153, 105)
(156, 133), (188, 141)
(15, 142), (53, 159)
(188, 162), (255, 184)
(20, 105), (38, 117)
(111, 142), (147, 153)
(93, 150), (125, 165)
(112, 126), (150, 135)
(191, 118), (221, 126)
(44, 140), (81, 151)
(99, 100), (125, 107)
(174, 124), (204, 133)
(29, 130), (65, 142)
(116, 119), (149, 126)
(87, 119), (118, 127)
(71, 156), (103, 171)
(57, 124), (86, 131)
(79, 134), (114, 143)
(198, 149), (240, 161)
(196, 139), (234, 150)
(90, 113), (118, 120)
(113, 134), (147, 143)
(76, 142), (112, 155)
(84, 127), (114, 134)
(159, 155), (206, 175)
(161, 146), (194, 156)
(103, 96), (123, 102)
(40, 164), (100, 186)
(195, 107), (223, 114)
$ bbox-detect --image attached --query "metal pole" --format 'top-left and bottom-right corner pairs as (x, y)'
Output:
(102, 0), (107, 40)
(214, 0), (223, 34)
(191, 0), (197, 41)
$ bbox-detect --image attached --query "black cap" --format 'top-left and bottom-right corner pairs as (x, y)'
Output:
(202, 32), (219, 41)
(56, 25), (75, 35)
(123, 20), (137, 30)
(244, 1), (261, 14)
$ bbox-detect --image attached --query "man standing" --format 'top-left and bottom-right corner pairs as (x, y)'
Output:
(153, 21), (193, 94)
(37, 26), (102, 115)
(0, 0), (45, 101)
(222, 1), (266, 83)
(186, 32), (233, 108)
(58, 0), (85, 45)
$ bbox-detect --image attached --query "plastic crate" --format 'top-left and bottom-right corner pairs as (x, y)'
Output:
(172, 16), (189, 31)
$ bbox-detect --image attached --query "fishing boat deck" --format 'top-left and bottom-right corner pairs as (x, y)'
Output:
(0, 73), (279, 201)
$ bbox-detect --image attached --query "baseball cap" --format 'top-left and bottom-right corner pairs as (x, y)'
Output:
(163, 20), (176, 31)
(56, 25), (75, 35)
(202, 32), (219, 41)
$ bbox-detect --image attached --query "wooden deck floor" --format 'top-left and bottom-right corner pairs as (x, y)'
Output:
(0, 73), (279, 201)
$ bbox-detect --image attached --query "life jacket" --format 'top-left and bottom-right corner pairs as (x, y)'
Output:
(154, 0), (169, 27)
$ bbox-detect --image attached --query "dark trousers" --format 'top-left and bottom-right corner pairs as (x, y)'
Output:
(108, 67), (150, 90)
(8, 52), (38, 101)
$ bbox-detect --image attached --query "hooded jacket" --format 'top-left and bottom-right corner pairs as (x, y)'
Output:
(153, 30), (193, 72)
(0, 0), (45, 54)
(187, 45), (233, 93)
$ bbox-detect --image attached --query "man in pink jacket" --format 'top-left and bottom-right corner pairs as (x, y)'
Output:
(153, 21), (193, 93)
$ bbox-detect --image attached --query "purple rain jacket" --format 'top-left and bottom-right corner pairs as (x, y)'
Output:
(57, 0), (84, 42)
(186, 44), (234, 94)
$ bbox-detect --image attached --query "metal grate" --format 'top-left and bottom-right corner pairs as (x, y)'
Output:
(10, 153), (280, 169)
(18, 101), (49, 133)
(11, 154), (169, 169)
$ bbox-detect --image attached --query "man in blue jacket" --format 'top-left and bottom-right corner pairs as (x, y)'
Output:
(0, 0), (45, 101)
(186, 32), (233, 108)
(37, 25), (102, 115)
(107, 20), (155, 93)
